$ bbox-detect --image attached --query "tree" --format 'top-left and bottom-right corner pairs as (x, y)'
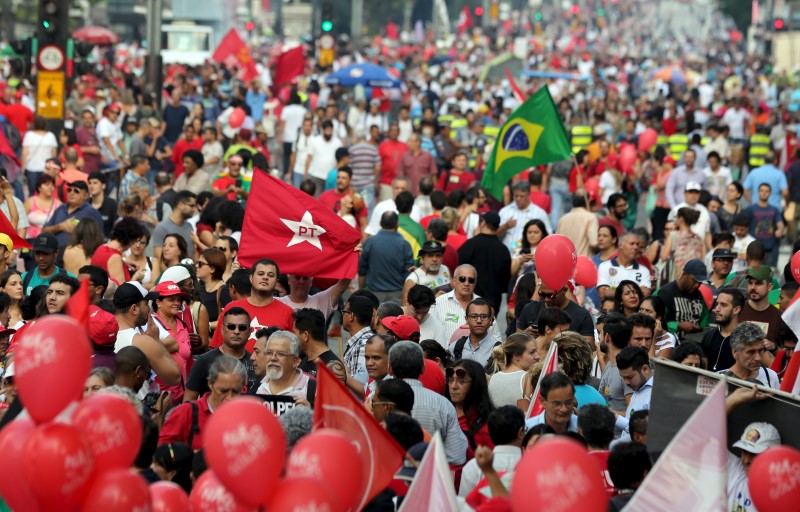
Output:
(718, 0), (751, 33)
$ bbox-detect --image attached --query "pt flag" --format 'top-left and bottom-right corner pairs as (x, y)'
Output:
(0, 208), (30, 249)
(480, 86), (572, 200)
(273, 46), (306, 87)
(238, 171), (361, 278)
(313, 363), (406, 511)
(526, 341), (558, 419)
(625, 379), (728, 511)
(212, 29), (258, 82)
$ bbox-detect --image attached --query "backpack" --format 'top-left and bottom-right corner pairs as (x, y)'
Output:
(452, 336), (500, 373)
(188, 401), (200, 449)
(0, 118), (21, 154)
(23, 267), (66, 294)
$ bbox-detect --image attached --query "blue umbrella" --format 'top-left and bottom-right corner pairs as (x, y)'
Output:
(326, 63), (402, 88)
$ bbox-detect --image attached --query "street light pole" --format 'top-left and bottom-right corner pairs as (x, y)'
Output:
(145, 0), (163, 96)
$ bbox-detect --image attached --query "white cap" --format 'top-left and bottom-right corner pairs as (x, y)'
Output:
(160, 265), (191, 284)
(732, 422), (781, 454)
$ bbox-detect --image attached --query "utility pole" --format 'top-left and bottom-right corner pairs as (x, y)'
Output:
(274, 0), (283, 38)
(145, 0), (163, 97)
(402, 0), (413, 34)
(351, 0), (363, 50)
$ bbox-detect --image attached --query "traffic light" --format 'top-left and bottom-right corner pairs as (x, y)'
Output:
(321, 1), (333, 33)
(570, 4), (580, 15)
(597, 8), (604, 16)
(774, 18), (786, 31)
(534, 11), (543, 21)
(38, 0), (68, 46)
(9, 38), (32, 78)
(245, 20), (255, 32)
(71, 39), (94, 77)
(474, 6), (484, 25)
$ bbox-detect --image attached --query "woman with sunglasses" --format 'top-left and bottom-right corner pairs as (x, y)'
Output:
(444, 359), (495, 462)
(196, 248), (226, 332)
(614, 280), (644, 317)
(92, 217), (147, 286)
(151, 281), (192, 402)
(488, 333), (537, 409)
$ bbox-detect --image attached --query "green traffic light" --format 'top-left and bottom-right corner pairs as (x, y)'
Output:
(322, 20), (333, 32)
(597, 8), (604, 15)
(43, 20), (51, 28)
(534, 11), (543, 21)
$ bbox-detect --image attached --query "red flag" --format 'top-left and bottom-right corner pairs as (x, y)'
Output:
(526, 342), (558, 419)
(0, 125), (21, 167)
(273, 46), (306, 87)
(386, 22), (399, 41)
(457, 6), (474, 34)
(504, 67), (527, 103)
(398, 432), (458, 512)
(313, 363), (406, 510)
(212, 28), (258, 82)
(65, 278), (90, 333)
(238, 171), (361, 278)
(781, 289), (800, 394)
(624, 380), (727, 511)
(0, 206), (30, 249)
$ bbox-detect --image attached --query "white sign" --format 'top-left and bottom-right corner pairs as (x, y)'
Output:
(38, 45), (64, 71)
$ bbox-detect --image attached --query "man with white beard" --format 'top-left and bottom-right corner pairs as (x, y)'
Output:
(253, 330), (314, 407)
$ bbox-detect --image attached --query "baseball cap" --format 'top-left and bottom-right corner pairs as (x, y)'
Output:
(481, 211), (501, 230)
(397, 442), (428, 479)
(0, 233), (12, 252)
(683, 259), (707, 282)
(114, 281), (159, 310)
(746, 264), (772, 282)
(160, 265), (191, 284)
(712, 248), (734, 260)
(154, 281), (188, 298)
(381, 315), (421, 341)
(32, 233), (59, 254)
(69, 180), (89, 192)
(418, 240), (444, 255)
(732, 422), (781, 455)
(684, 181), (703, 192)
(88, 305), (118, 346)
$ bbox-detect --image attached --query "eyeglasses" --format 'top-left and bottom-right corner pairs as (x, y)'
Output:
(214, 247), (228, 252)
(67, 187), (83, 194)
(371, 401), (395, 408)
(446, 367), (473, 384)
(196, 261), (208, 268)
(225, 323), (250, 332)
(265, 350), (294, 359)
(341, 309), (353, 316)
(457, 276), (476, 284)
(467, 313), (490, 321)
(546, 398), (576, 409)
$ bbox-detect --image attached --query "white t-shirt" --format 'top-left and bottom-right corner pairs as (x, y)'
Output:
(281, 105), (308, 143)
(22, 131), (57, 171)
(498, 202), (553, 253)
(96, 117), (122, 162)
(292, 132), (314, 175)
(597, 258), (652, 292)
(722, 108), (751, 140)
(201, 141), (224, 176)
(599, 170), (620, 205)
(405, 266), (451, 294)
(307, 135), (343, 180)
(732, 235), (756, 273)
(419, 313), (448, 349)
(703, 166), (733, 198)
(727, 452), (755, 512)
(277, 287), (336, 320)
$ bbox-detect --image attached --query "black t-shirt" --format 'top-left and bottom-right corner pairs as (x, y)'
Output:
(186, 347), (257, 395)
(516, 299), (595, 337)
(457, 234), (512, 313)
(656, 281), (705, 327)
(95, 196), (118, 236)
(701, 328), (736, 372)
(299, 350), (346, 380)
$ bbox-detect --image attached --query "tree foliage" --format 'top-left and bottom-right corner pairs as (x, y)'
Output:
(718, 0), (751, 33)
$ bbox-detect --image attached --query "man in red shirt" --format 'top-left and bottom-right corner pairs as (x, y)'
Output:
(0, 86), (33, 137)
(171, 124), (204, 178)
(319, 166), (368, 230)
(378, 124), (408, 201)
(210, 258), (295, 351)
(578, 404), (618, 498)
(436, 152), (477, 194)
(212, 154), (248, 201)
(158, 354), (246, 450)
(528, 169), (551, 213)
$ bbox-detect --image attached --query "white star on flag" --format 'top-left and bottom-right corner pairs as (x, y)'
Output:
(281, 211), (327, 250)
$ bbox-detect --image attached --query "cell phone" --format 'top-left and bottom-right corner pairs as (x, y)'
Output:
(234, 178), (242, 188)
(520, 247), (531, 255)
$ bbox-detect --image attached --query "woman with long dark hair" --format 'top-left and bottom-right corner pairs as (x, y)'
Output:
(511, 219), (548, 278)
(444, 359), (495, 459)
(152, 442), (193, 493)
(614, 280), (644, 317)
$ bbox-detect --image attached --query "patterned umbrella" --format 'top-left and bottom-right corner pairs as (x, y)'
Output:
(72, 26), (119, 46)
(649, 65), (687, 85)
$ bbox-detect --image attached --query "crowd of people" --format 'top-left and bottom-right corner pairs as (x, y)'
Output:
(0, 0), (797, 510)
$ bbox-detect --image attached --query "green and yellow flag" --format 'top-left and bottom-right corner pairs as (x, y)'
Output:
(480, 86), (572, 200)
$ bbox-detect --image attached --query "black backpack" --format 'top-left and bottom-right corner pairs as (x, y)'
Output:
(452, 336), (500, 373)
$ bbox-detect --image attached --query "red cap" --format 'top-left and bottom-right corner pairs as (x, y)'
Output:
(153, 281), (187, 298)
(663, 156), (677, 166)
(381, 315), (421, 341)
(88, 305), (117, 346)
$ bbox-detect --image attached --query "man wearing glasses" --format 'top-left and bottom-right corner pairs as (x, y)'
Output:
(212, 154), (250, 201)
(41, 180), (104, 249)
(449, 298), (499, 369)
(516, 280), (595, 344)
(184, 306), (257, 401)
(433, 263), (503, 344)
(524, 372), (579, 433)
(96, 103), (127, 171)
(254, 330), (314, 408)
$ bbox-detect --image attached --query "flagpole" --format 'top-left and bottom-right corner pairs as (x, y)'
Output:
(526, 341), (558, 418)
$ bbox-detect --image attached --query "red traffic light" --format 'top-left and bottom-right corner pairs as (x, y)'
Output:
(245, 21), (255, 31)
(570, 4), (579, 14)
(474, 6), (484, 16)
(775, 19), (785, 30)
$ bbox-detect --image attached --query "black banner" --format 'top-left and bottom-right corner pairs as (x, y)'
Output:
(252, 394), (298, 416)
(649, 359), (800, 460)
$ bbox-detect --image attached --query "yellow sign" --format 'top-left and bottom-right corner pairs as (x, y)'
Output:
(318, 48), (334, 68)
(36, 70), (65, 120)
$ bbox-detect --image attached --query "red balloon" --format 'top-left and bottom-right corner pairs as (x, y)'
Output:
(0, 419), (38, 512)
(619, 146), (637, 174)
(189, 471), (257, 512)
(791, 250), (800, 284)
(22, 423), (94, 511)
(287, 429), (363, 511)
(699, 284), (714, 310)
(229, 107), (246, 128)
(511, 437), (606, 512)
(150, 482), (190, 512)
(534, 235), (577, 291)
(204, 397), (286, 506)
(72, 393), (143, 472)
(15, 315), (92, 423)
(638, 128), (658, 152)
(573, 256), (598, 288)
(80, 468), (151, 512)
(266, 477), (340, 512)
(583, 176), (600, 196)
(749, 445), (800, 512)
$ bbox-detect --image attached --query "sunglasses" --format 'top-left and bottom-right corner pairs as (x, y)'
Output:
(226, 323), (250, 332)
(67, 187), (84, 194)
(457, 276), (476, 284)
(539, 288), (564, 300)
(214, 247), (228, 252)
(195, 261), (208, 267)
(446, 367), (472, 384)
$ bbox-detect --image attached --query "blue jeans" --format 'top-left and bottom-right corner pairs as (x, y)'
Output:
(549, 181), (571, 229)
(26, 171), (42, 197)
(357, 185), (376, 214)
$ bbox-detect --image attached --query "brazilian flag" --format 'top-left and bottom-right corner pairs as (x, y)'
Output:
(481, 87), (572, 200)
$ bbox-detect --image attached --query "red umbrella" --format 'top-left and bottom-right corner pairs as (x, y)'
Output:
(72, 26), (119, 46)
